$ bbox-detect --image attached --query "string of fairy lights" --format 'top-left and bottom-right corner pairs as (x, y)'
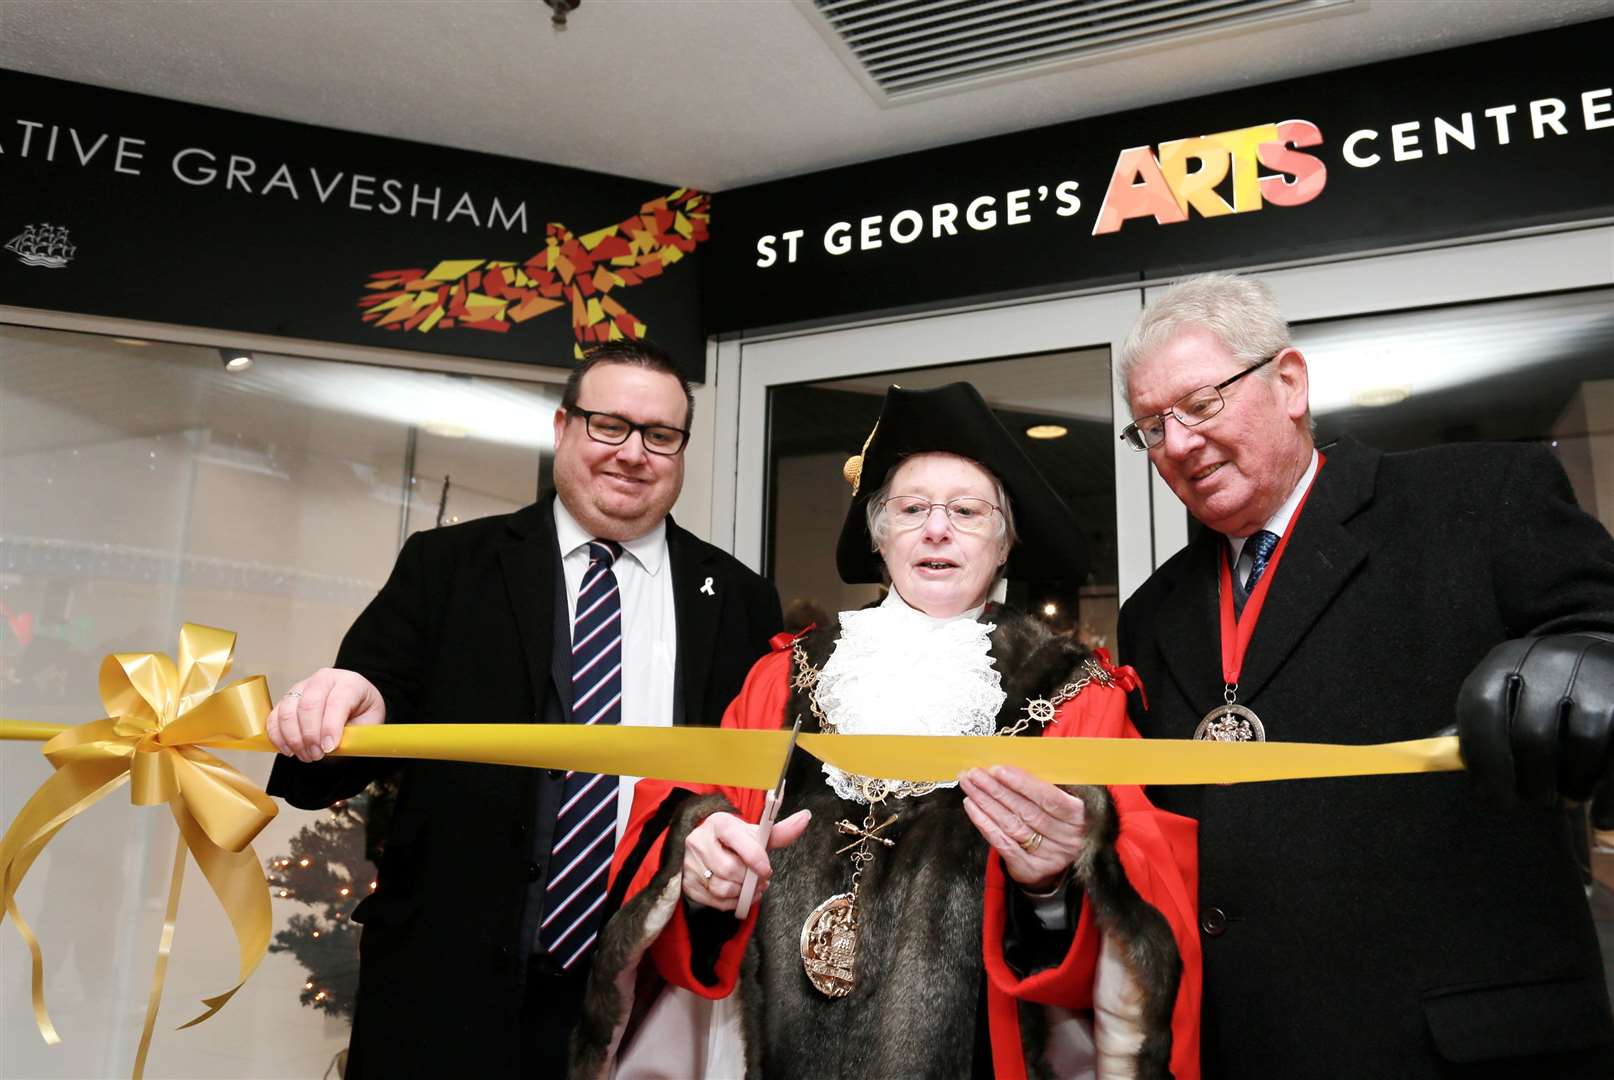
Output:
(265, 796), (384, 1016)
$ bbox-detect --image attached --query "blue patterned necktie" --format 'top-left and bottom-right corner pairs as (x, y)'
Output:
(1243, 529), (1281, 594)
(538, 540), (623, 970)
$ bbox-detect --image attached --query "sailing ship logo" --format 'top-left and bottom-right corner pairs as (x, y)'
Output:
(5, 223), (77, 269)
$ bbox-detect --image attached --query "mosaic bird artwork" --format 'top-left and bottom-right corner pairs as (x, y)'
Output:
(357, 188), (708, 355)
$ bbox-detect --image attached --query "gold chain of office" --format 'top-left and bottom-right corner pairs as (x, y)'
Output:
(789, 640), (1113, 803)
(791, 636), (1113, 996)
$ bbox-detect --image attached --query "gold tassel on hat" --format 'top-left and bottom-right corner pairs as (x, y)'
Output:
(841, 453), (865, 495)
(842, 387), (896, 496)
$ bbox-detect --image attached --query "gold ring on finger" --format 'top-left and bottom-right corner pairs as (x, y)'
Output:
(1018, 831), (1043, 854)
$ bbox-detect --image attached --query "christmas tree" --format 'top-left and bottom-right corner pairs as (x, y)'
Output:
(265, 777), (398, 1020)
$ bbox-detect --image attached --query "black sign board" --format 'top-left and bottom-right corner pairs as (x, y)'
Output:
(704, 21), (1613, 334)
(0, 70), (709, 379)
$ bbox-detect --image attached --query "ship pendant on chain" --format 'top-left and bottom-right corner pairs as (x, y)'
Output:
(800, 811), (896, 997)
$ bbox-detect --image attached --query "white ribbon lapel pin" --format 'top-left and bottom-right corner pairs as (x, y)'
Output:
(700, 577), (716, 596)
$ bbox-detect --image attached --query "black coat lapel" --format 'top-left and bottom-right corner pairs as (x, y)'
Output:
(1153, 530), (1225, 718)
(667, 519), (720, 728)
(497, 497), (558, 716)
(1238, 440), (1377, 705)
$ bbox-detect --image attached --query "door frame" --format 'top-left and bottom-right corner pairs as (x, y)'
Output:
(708, 224), (1614, 601)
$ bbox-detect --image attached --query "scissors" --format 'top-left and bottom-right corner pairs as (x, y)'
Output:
(735, 717), (802, 920)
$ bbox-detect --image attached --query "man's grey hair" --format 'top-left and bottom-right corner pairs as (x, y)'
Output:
(864, 453), (1019, 553)
(1116, 273), (1292, 392)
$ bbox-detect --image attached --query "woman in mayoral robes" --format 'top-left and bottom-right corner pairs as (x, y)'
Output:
(572, 382), (1201, 1080)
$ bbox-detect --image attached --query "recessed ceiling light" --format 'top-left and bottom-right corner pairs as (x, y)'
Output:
(113, 337), (151, 347)
(218, 348), (253, 373)
(1025, 424), (1068, 440)
(424, 421), (471, 439)
(1350, 386), (1410, 408)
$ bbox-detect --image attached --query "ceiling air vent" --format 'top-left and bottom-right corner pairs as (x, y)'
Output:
(799, 0), (1355, 104)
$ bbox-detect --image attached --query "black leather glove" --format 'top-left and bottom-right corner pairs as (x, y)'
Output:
(1456, 633), (1614, 809)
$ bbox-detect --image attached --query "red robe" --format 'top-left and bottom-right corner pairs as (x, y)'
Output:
(604, 640), (1201, 1079)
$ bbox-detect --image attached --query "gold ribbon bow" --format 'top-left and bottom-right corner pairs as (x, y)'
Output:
(0, 623), (274, 1078)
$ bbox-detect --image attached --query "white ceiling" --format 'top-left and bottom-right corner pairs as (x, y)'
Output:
(2, 0), (1610, 192)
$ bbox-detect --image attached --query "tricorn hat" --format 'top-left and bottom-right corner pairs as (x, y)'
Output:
(834, 382), (1088, 585)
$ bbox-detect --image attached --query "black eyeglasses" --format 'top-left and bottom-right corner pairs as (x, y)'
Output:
(566, 406), (690, 456)
(1119, 352), (1279, 451)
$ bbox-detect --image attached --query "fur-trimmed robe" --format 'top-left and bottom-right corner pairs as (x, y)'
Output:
(573, 607), (1202, 1079)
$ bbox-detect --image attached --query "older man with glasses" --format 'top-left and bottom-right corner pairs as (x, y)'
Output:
(262, 341), (782, 1079)
(1115, 273), (1614, 1077)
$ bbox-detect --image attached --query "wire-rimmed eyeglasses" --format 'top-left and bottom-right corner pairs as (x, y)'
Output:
(882, 496), (1000, 533)
(1119, 352), (1279, 451)
(567, 406), (690, 456)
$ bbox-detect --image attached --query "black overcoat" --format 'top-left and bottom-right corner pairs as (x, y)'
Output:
(1118, 437), (1614, 1077)
(267, 496), (781, 1077)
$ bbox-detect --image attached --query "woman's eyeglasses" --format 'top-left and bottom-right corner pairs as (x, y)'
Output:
(882, 496), (1000, 533)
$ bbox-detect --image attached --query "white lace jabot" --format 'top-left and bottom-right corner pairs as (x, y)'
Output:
(816, 589), (1006, 801)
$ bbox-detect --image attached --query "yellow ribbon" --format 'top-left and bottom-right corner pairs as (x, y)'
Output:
(0, 623), (274, 1079)
(3, 667), (1464, 1073)
(6, 719), (1467, 792)
(267, 723), (1463, 786)
(804, 731), (1463, 785)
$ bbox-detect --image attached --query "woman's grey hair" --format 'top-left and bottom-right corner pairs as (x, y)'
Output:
(864, 453), (1019, 554)
(1116, 273), (1291, 392)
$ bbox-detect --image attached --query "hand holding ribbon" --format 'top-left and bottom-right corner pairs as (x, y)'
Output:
(0, 623), (274, 1078)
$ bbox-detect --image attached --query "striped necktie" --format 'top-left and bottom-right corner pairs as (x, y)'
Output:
(538, 539), (623, 970)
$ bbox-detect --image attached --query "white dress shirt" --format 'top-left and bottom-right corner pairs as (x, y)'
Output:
(553, 498), (678, 840)
(1227, 449), (1319, 582)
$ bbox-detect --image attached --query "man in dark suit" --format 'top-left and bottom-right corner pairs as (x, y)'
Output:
(265, 342), (782, 1078)
(1114, 273), (1614, 1077)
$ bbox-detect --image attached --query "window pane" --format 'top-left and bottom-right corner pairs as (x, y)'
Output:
(1297, 288), (1612, 532)
(0, 325), (553, 1075)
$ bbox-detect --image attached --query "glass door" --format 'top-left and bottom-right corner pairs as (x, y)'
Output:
(717, 290), (1147, 639)
(1219, 228), (1614, 955)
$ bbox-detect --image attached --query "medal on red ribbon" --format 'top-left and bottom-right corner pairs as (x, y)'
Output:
(1194, 456), (1324, 742)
